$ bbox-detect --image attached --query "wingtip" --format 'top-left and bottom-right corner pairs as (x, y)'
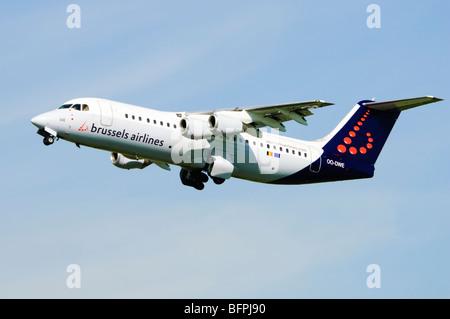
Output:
(426, 95), (444, 101)
(315, 100), (335, 106)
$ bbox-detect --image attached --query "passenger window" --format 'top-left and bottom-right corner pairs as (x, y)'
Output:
(173, 124), (177, 129)
(167, 123), (170, 127)
(267, 144), (270, 149)
(286, 148), (289, 153)
(125, 114), (129, 118)
(132, 115), (135, 120)
(147, 118), (150, 123)
(139, 116), (142, 121)
(292, 150), (295, 154)
(71, 104), (81, 111)
(160, 121), (163, 126)
(82, 104), (89, 111)
(298, 151), (301, 156)
(153, 120), (157, 124)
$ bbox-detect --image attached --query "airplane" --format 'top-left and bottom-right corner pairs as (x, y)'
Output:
(31, 95), (443, 190)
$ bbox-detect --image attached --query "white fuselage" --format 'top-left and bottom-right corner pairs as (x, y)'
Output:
(32, 98), (323, 184)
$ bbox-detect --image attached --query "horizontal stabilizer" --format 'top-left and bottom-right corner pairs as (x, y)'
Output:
(363, 96), (443, 112)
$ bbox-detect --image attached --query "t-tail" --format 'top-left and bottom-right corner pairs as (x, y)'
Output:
(319, 96), (443, 182)
(276, 96), (443, 184)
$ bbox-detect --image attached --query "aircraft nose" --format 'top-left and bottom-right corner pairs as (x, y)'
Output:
(31, 113), (50, 129)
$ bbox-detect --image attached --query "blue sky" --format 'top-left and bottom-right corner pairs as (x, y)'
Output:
(0, 0), (449, 298)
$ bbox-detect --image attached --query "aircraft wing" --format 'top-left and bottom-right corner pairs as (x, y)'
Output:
(188, 100), (334, 132)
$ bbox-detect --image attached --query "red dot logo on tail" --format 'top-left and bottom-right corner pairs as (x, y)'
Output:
(336, 112), (374, 155)
(337, 145), (347, 153)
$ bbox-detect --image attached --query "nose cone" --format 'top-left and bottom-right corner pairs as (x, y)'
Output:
(31, 113), (50, 129)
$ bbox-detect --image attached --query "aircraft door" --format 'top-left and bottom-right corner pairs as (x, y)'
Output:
(309, 146), (321, 173)
(98, 100), (113, 126)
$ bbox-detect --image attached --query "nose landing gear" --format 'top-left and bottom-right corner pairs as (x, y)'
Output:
(36, 128), (56, 146)
(43, 135), (54, 146)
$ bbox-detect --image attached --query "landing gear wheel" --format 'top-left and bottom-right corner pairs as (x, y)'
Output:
(180, 169), (189, 185)
(179, 169), (207, 190)
(192, 171), (209, 183)
(212, 177), (225, 185)
(193, 182), (205, 190)
(43, 136), (54, 146)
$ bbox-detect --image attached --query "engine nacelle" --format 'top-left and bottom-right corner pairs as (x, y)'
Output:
(208, 113), (243, 135)
(179, 116), (212, 139)
(111, 153), (151, 170)
(208, 155), (234, 179)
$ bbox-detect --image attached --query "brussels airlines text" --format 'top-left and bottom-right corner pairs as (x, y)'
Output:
(90, 123), (164, 146)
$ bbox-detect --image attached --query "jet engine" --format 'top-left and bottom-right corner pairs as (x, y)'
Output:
(179, 116), (212, 139)
(208, 113), (243, 135)
(111, 153), (151, 170)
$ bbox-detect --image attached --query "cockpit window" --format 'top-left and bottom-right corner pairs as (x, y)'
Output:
(71, 104), (81, 111)
(58, 104), (72, 109)
(82, 104), (89, 111)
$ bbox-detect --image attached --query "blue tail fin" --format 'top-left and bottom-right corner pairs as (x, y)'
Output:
(322, 96), (442, 166)
(322, 100), (399, 166)
(272, 96), (442, 185)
